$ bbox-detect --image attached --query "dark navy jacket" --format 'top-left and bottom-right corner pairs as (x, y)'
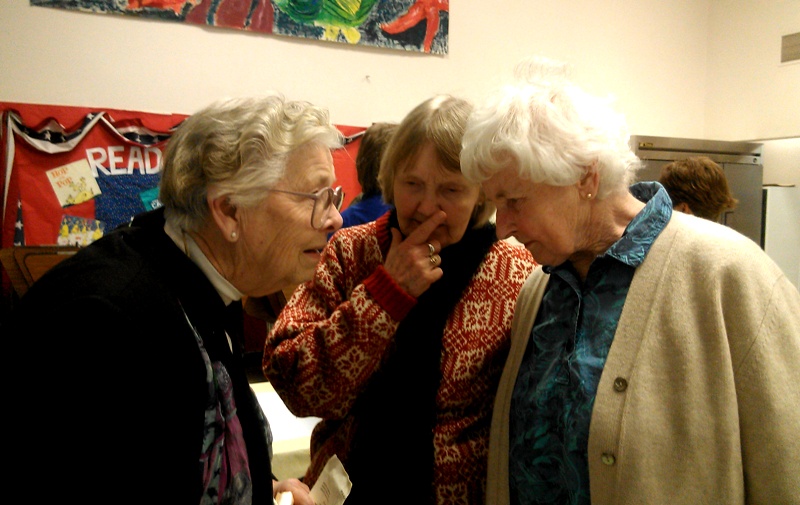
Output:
(6, 208), (274, 504)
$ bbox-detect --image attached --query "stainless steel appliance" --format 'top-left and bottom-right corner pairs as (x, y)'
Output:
(762, 185), (800, 288)
(629, 135), (764, 247)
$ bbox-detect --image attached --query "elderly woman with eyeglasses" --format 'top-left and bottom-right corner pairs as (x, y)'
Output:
(263, 95), (536, 505)
(5, 95), (344, 505)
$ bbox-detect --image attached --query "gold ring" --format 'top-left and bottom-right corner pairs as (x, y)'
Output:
(427, 243), (435, 257)
(430, 255), (438, 266)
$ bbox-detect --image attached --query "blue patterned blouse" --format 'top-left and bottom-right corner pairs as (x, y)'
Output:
(508, 182), (672, 505)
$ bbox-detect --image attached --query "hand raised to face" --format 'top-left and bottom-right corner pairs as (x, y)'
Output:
(383, 210), (446, 298)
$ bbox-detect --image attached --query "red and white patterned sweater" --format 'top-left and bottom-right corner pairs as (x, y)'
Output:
(263, 213), (535, 504)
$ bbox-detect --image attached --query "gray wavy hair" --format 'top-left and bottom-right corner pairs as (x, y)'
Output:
(159, 94), (343, 232)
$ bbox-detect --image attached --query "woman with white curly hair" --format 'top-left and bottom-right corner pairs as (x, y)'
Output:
(460, 56), (800, 505)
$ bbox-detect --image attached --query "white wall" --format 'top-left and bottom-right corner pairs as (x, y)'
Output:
(1, 0), (798, 182)
(707, 0), (800, 142)
(761, 138), (800, 186)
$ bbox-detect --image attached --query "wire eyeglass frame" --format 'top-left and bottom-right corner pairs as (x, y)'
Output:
(267, 186), (345, 229)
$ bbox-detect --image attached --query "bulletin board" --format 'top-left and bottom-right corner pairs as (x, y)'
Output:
(0, 101), (365, 348)
(1, 101), (364, 248)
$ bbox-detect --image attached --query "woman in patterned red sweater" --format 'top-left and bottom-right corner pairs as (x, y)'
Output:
(263, 95), (536, 505)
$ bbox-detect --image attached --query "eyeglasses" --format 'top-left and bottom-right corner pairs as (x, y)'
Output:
(267, 186), (345, 230)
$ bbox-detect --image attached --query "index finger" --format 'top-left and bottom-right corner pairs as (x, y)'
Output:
(405, 210), (447, 245)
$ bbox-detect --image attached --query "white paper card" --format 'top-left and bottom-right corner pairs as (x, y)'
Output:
(274, 491), (294, 505)
(46, 159), (101, 207)
(310, 455), (352, 505)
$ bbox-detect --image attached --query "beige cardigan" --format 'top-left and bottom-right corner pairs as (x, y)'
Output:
(487, 212), (800, 505)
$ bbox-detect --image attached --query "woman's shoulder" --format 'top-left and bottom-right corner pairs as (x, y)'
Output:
(481, 239), (537, 283)
(491, 238), (531, 254)
(328, 219), (380, 249)
(490, 239), (536, 264)
(665, 212), (767, 264)
(324, 219), (385, 270)
(652, 212), (785, 287)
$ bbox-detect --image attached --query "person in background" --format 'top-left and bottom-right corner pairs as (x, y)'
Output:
(262, 95), (536, 505)
(460, 56), (800, 505)
(5, 95), (346, 505)
(658, 155), (739, 221)
(338, 121), (397, 229)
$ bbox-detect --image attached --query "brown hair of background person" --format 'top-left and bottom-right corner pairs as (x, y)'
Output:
(334, 122), (397, 232)
(356, 122), (397, 197)
(658, 156), (738, 221)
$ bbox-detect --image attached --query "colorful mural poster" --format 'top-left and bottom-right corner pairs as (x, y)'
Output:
(57, 215), (106, 246)
(30, 0), (448, 54)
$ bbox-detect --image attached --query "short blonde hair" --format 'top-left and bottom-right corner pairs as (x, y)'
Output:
(378, 95), (494, 227)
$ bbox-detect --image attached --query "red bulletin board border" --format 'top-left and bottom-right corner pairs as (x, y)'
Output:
(1, 101), (365, 248)
(1, 101), (365, 345)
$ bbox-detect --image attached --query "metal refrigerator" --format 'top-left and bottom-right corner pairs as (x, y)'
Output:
(629, 135), (764, 247)
(762, 185), (800, 289)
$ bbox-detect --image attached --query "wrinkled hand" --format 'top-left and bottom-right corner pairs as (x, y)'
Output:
(383, 211), (446, 298)
(273, 478), (312, 505)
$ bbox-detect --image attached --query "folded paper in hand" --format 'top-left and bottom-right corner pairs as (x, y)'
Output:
(310, 455), (352, 505)
(275, 492), (294, 505)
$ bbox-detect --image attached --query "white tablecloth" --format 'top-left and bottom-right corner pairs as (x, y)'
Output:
(252, 381), (321, 481)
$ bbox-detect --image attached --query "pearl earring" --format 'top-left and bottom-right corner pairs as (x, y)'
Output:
(586, 193), (593, 199)
(231, 231), (238, 239)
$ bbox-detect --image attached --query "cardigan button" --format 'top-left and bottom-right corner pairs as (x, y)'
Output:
(601, 453), (616, 466)
(613, 377), (628, 392)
